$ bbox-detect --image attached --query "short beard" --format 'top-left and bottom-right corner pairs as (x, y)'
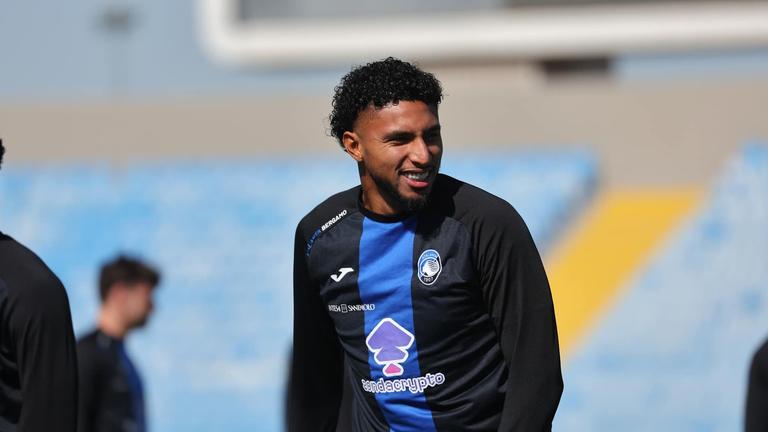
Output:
(371, 172), (429, 213)
(130, 316), (149, 330)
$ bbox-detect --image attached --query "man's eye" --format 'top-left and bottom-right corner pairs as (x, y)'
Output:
(387, 136), (412, 145)
(425, 133), (441, 143)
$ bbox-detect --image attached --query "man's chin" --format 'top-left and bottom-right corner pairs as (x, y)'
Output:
(401, 193), (429, 212)
(130, 317), (150, 329)
(372, 174), (432, 213)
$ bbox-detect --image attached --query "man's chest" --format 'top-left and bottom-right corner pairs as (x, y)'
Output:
(306, 214), (489, 348)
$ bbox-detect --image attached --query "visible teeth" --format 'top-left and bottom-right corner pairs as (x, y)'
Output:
(404, 171), (429, 181)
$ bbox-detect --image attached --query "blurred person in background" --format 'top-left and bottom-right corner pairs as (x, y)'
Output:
(0, 139), (79, 431)
(77, 255), (159, 432)
(746, 337), (768, 431)
(287, 58), (562, 431)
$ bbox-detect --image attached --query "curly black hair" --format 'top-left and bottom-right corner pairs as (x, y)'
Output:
(329, 57), (443, 148)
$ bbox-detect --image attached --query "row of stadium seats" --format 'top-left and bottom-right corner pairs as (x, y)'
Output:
(0, 151), (596, 431)
(5, 145), (764, 431)
(557, 144), (768, 431)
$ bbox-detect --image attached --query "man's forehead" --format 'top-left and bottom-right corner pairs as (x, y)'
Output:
(115, 280), (156, 290)
(355, 100), (439, 129)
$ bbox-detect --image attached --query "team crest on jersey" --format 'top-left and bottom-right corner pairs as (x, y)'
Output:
(417, 249), (442, 285)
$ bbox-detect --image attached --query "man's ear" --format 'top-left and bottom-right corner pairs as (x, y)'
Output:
(342, 131), (363, 162)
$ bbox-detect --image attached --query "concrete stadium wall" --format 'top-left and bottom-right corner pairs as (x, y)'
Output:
(2, 68), (767, 189)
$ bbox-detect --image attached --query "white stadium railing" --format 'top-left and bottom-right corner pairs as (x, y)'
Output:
(198, 0), (768, 67)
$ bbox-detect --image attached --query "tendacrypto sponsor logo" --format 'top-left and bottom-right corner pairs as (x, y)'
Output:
(361, 373), (446, 394)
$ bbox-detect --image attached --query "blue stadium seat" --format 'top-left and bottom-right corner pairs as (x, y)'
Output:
(557, 144), (768, 431)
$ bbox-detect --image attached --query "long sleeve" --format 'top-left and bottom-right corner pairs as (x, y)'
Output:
(746, 338), (768, 432)
(286, 226), (345, 432)
(9, 274), (79, 431)
(472, 202), (563, 431)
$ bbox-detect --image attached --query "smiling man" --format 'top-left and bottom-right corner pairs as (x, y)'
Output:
(287, 58), (562, 431)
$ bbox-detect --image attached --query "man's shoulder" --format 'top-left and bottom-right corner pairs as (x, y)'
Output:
(753, 337), (768, 368)
(431, 174), (527, 231)
(0, 232), (67, 301)
(77, 331), (121, 378)
(77, 330), (119, 360)
(77, 329), (102, 348)
(295, 185), (360, 239)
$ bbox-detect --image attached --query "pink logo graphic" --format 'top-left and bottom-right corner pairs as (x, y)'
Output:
(366, 318), (415, 377)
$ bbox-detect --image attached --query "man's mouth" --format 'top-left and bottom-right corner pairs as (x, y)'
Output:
(401, 169), (433, 188)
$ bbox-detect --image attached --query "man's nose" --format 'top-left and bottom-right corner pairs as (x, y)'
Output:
(409, 137), (430, 166)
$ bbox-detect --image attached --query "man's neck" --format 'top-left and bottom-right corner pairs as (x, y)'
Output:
(359, 175), (408, 217)
(361, 191), (401, 216)
(97, 309), (128, 340)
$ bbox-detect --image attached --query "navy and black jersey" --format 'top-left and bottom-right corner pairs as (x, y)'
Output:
(77, 330), (146, 432)
(0, 232), (78, 432)
(287, 174), (563, 431)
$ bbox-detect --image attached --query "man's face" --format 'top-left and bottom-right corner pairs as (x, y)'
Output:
(116, 282), (155, 329)
(345, 100), (443, 215)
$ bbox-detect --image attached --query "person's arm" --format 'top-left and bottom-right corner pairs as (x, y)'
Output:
(473, 203), (563, 431)
(10, 275), (78, 431)
(746, 339), (768, 432)
(286, 226), (345, 432)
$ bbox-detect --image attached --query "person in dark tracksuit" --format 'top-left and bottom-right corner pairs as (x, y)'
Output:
(746, 337), (768, 432)
(286, 58), (563, 431)
(77, 256), (159, 432)
(0, 139), (79, 432)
